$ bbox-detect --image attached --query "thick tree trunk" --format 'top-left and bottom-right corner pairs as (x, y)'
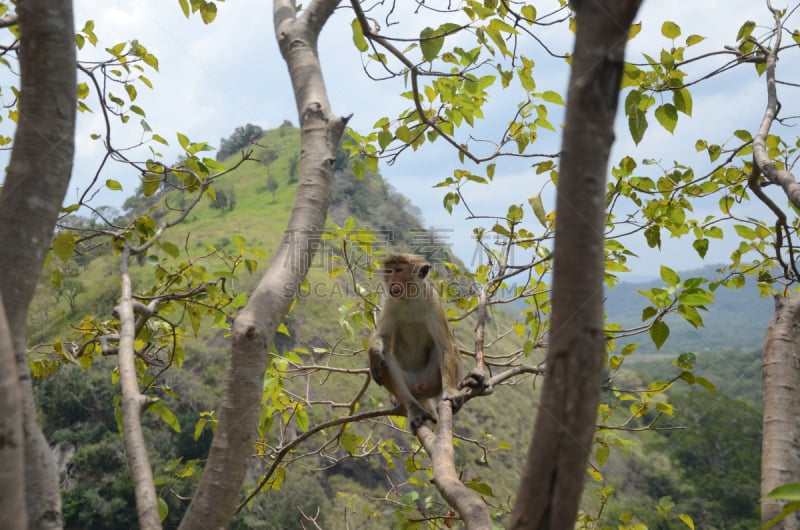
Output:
(761, 294), (800, 529)
(177, 1), (346, 528)
(509, 1), (641, 528)
(0, 294), (26, 529)
(0, 1), (76, 528)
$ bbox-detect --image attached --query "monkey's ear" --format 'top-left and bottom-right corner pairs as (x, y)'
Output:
(417, 264), (431, 278)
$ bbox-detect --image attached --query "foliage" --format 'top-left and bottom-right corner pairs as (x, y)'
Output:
(265, 174), (279, 202)
(209, 188), (237, 212)
(654, 391), (762, 529)
(6, 0), (800, 528)
(217, 123), (264, 161)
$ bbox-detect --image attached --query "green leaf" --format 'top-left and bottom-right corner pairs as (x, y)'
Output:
(660, 265), (679, 286)
(763, 501), (800, 530)
(395, 125), (412, 144)
(644, 225), (661, 248)
(465, 479), (496, 497)
(628, 107), (647, 144)
(194, 418), (207, 441)
(595, 444), (609, 466)
(695, 376), (717, 392)
(734, 224), (756, 239)
(351, 18), (368, 52)
(230, 292), (248, 308)
(661, 21), (681, 39)
(677, 304), (703, 328)
(178, 0), (190, 18)
(676, 352), (696, 368)
(764, 483), (800, 501)
(507, 204), (523, 224)
(377, 130), (392, 150)
(420, 27), (444, 62)
(149, 401), (181, 432)
(295, 407), (309, 432)
(686, 34), (705, 46)
(106, 178), (123, 191)
(541, 90), (565, 105)
(159, 240), (180, 258)
(528, 194), (547, 227)
(107, 41), (126, 58)
(277, 322), (290, 336)
(199, 2), (217, 24)
(125, 83), (137, 101)
(177, 132), (190, 150)
(692, 238), (709, 258)
(628, 22), (642, 40)
(142, 53), (159, 71)
(678, 291), (713, 306)
(650, 320), (670, 349)
(443, 191), (458, 214)
(655, 104), (678, 133)
(655, 402), (675, 416)
(673, 88), (692, 116)
(521, 5), (536, 22)
(52, 231), (76, 263)
(77, 82), (89, 100)
(736, 20), (756, 41)
(158, 497), (169, 522)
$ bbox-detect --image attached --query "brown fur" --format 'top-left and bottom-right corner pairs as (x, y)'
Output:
(368, 254), (463, 431)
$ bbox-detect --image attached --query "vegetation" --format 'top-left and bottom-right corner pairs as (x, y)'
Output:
(3, 1), (800, 529)
(22, 124), (765, 528)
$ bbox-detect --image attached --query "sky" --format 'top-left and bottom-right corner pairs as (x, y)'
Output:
(2, 0), (798, 280)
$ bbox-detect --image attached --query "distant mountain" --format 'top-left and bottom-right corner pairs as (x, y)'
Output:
(606, 264), (774, 354)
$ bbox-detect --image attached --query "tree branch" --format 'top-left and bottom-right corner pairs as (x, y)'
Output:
(417, 400), (491, 530)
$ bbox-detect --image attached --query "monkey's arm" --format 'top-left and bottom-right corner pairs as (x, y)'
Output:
(432, 317), (466, 412)
(368, 332), (387, 386)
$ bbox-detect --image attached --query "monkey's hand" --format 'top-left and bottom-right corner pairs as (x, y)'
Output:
(443, 390), (466, 414)
(368, 345), (386, 386)
(458, 367), (493, 396)
(408, 403), (437, 433)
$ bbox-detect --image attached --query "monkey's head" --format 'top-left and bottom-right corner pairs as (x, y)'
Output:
(381, 254), (430, 298)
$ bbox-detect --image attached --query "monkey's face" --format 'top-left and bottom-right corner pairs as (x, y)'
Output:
(385, 263), (413, 298)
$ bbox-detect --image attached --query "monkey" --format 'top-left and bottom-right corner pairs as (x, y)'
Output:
(368, 253), (464, 432)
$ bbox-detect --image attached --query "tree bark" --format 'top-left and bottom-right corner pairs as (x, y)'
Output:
(508, 1), (641, 528)
(177, 1), (346, 528)
(0, 293), (26, 529)
(761, 294), (800, 529)
(0, 1), (76, 528)
(417, 400), (490, 529)
(117, 249), (162, 530)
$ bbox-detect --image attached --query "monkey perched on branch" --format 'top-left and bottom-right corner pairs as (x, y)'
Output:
(368, 253), (465, 432)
